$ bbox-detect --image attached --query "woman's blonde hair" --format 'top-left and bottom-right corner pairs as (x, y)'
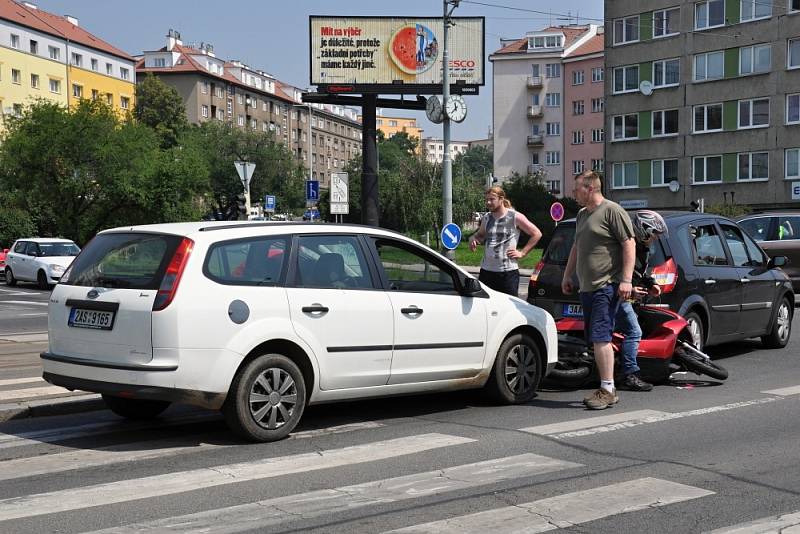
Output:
(486, 186), (512, 208)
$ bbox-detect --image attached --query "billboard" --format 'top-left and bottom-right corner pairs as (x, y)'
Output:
(310, 16), (485, 94)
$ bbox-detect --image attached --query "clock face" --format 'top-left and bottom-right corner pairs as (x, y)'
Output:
(445, 95), (467, 123)
(425, 96), (443, 124)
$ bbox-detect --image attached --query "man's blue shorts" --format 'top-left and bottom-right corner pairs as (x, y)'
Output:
(579, 284), (621, 343)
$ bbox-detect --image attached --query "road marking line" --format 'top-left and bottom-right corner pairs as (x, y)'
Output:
(0, 385), (76, 402)
(1, 301), (48, 306)
(520, 410), (669, 436)
(762, 385), (800, 397)
(84, 453), (582, 533)
(525, 398), (778, 439)
(386, 477), (714, 533)
(704, 510), (800, 533)
(0, 433), (474, 522)
(0, 377), (44, 387)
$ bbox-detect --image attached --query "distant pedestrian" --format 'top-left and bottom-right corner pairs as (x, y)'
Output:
(561, 171), (635, 410)
(469, 186), (542, 297)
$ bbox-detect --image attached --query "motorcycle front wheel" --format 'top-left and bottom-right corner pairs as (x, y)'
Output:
(673, 346), (728, 381)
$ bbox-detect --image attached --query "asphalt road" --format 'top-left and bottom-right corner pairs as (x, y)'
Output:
(0, 284), (50, 336)
(0, 312), (799, 532)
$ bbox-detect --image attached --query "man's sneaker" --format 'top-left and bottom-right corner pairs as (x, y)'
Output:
(621, 373), (653, 392)
(583, 388), (619, 410)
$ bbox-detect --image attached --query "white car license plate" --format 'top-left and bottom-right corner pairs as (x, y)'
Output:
(69, 308), (115, 330)
(563, 304), (583, 317)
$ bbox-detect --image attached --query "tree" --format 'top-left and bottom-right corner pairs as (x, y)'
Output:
(0, 206), (35, 248)
(454, 145), (493, 185)
(134, 74), (189, 148)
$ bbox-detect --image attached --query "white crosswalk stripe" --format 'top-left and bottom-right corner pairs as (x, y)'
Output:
(762, 385), (800, 397)
(84, 453), (582, 533)
(0, 432), (473, 522)
(0, 385), (78, 401)
(0, 377), (44, 387)
(385, 477), (714, 533)
(705, 510), (800, 533)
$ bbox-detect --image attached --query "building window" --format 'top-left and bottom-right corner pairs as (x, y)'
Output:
(613, 162), (639, 189)
(71, 53), (82, 67)
(613, 15), (640, 45)
(591, 67), (604, 82)
(653, 109), (679, 136)
(613, 113), (639, 141)
(545, 93), (561, 107)
(106, 93), (113, 106)
(738, 152), (769, 180)
(238, 115), (244, 126)
(652, 159), (679, 186)
(740, 44), (771, 74)
(591, 98), (604, 113)
(201, 105), (209, 118)
(120, 96), (130, 109)
(572, 70), (584, 85)
(695, 0), (725, 30)
(48, 46), (59, 60)
(741, 0), (772, 21)
(693, 103), (723, 132)
(389, 120), (398, 127)
(739, 98), (770, 128)
(72, 84), (83, 98)
(693, 155), (723, 183)
(787, 148), (800, 179)
(792, 0), (800, 12)
(572, 100), (585, 115)
(10, 34), (20, 48)
(106, 63), (113, 75)
(531, 94), (540, 106)
(545, 151), (560, 165)
(546, 122), (561, 136)
(11, 69), (21, 85)
(29, 40), (38, 54)
(613, 65), (639, 93)
(572, 160), (585, 174)
(592, 159), (605, 172)
(201, 82), (209, 94)
(531, 153), (540, 165)
(217, 108), (225, 120)
(49, 79), (60, 93)
(789, 39), (800, 69)
(216, 87), (224, 98)
(591, 128), (605, 143)
(545, 63), (561, 78)
(654, 7), (680, 38)
(91, 89), (99, 100)
(572, 130), (584, 144)
(30, 73), (39, 89)
(787, 94), (800, 124)
(694, 51), (725, 81)
(653, 58), (680, 87)
(120, 68), (130, 80)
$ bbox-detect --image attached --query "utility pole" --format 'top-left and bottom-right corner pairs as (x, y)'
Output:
(442, 0), (459, 259)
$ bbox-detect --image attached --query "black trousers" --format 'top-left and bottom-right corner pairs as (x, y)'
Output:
(478, 269), (520, 297)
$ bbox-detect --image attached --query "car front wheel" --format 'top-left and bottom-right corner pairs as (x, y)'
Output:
(224, 354), (306, 442)
(762, 297), (792, 349)
(486, 333), (542, 404)
(37, 270), (49, 290)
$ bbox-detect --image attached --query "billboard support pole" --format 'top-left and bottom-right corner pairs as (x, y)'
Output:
(442, 0), (457, 259)
(362, 93), (379, 227)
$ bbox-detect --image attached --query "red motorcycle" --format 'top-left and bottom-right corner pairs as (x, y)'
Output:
(550, 304), (728, 387)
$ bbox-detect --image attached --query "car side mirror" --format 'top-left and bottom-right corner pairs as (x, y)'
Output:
(460, 276), (482, 295)
(769, 256), (788, 268)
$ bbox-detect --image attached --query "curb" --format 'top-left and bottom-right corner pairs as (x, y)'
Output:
(0, 394), (104, 422)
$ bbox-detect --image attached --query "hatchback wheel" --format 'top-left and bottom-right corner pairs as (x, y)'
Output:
(486, 333), (541, 404)
(37, 270), (49, 290)
(683, 311), (705, 352)
(102, 394), (171, 420)
(762, 297), (792, 349)
(5, 268), (16, 287)
(224, 354), (306, 442)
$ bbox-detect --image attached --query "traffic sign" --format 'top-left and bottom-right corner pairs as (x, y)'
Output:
(550, 202), (565, 222)
(331, 173), (349, 203)
(264, 195), (276, 213)
(234, 161), (256, 189)
(441, 223), (462, 251)
(306, 180), (320, 202)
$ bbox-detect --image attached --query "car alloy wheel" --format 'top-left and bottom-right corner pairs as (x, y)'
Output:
(504, 343), (537, 395)
(249, 367), (297, 430)
(775, 301), (791, 343)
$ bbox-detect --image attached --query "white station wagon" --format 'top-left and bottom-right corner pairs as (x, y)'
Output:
(42, 222), (557, 441)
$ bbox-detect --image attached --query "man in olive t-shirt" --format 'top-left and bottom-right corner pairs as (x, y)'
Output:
(562, 171), (635, 410)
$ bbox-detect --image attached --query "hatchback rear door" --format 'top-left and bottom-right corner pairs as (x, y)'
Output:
(48, 232), (185, 365)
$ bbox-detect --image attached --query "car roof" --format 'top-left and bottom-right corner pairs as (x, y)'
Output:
(15, 237), (76, 244)
(736, 211), (800, 220)
(557, 210), (733, 225)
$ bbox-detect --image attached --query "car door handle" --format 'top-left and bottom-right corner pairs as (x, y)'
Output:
(704, 279), (716, 285)
(740, 278), (751, 283)
(302, 304), (329, 314)
(401, 307), (424, 315)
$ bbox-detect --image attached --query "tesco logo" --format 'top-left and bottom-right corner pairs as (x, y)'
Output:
(449, 59), (476, 68)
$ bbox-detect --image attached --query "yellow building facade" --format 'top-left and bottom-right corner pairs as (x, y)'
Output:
(359, 114), (424, 142)
(0, 46), (68, 125)
(67, 66), (135, 113)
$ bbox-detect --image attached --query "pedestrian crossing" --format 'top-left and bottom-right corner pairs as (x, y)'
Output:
(0, 406), (799, 532)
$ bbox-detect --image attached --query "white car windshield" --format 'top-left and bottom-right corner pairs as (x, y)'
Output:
(38, 243), (81, 257)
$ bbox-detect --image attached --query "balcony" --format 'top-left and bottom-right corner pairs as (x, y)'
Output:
(527, 134), (544, 146)
(527, 164), (543, 175)
(527, 105), (543, 118)
(527, 76), (543, 88)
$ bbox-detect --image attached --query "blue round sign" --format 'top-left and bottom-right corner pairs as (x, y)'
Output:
(441, 223), (462, 251)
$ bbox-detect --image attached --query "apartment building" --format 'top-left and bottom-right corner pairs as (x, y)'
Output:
(359, 112), (423, 142)
(0, 0), (135, 128)
(422, 137), (469, 164)
(138, 31), (361, 188)
(605, 0), (800, 210)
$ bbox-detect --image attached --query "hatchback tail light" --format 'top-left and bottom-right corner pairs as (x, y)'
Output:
(651, 257), (678, 294)
(153, 237), (194, 311)
(529, 260), (546, 288)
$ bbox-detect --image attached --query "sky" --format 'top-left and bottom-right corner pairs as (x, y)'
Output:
(32, 0), (603, 141)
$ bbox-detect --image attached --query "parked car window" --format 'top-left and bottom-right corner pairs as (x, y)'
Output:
(13, 241), (27, 254)
(720, 224), (751, 267)
(37, 242), (80, 257)
(205, 236), (288, 286)
(690, 224), (729, 266)
(25, 242), (40, 256)
(777, 216), (800, 240)
(295, 235), (373, 289)
(373, 238), (456, 293)
(543, 224), (575, 264)
(741, 231), (767, 267)
(64, 232), (184, 289)
(738, 217), (773, 242)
